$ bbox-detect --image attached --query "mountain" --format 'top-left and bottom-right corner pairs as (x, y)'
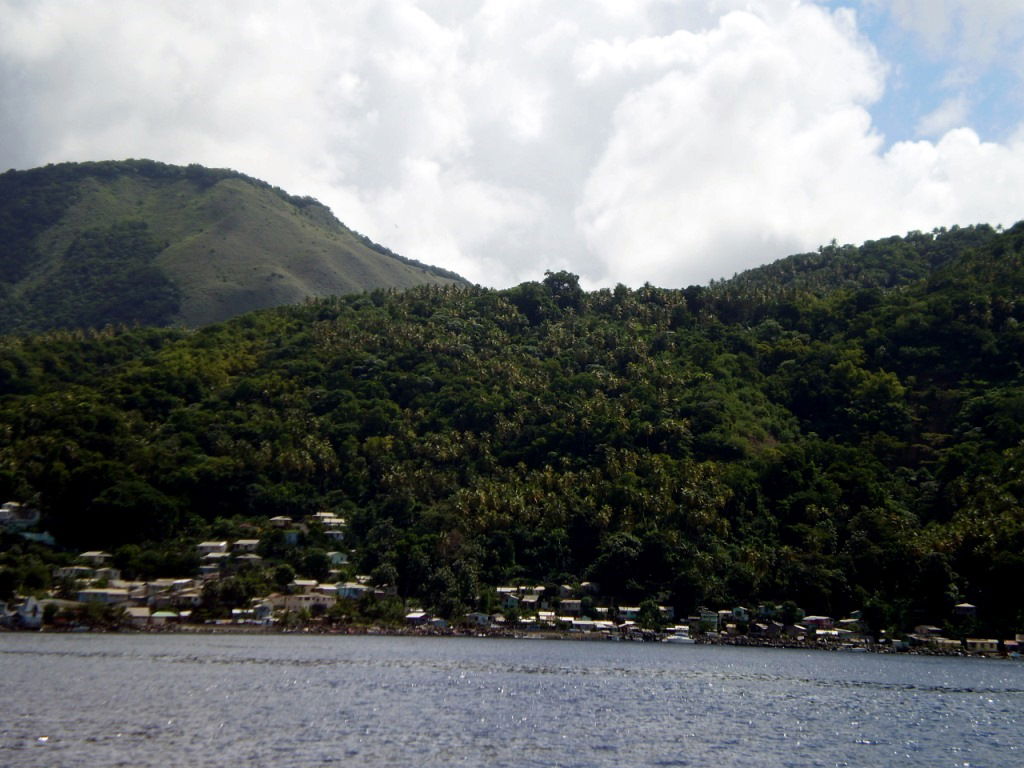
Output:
(0, 159), (466, 332)
(1, 222), (1023, 635)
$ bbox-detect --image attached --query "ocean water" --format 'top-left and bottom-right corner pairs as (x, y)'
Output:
(1, 633), (1022, 767)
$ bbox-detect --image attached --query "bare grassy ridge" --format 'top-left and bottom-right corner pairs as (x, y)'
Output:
(2, 161), (465, 330)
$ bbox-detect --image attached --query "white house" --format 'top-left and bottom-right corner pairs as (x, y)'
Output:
(197, 541), (228, 555)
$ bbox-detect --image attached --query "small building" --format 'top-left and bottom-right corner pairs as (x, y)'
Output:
(406, 611), (429, 626)
(54, 565), (95, 580)
(803, 616), (835, 631)
(784, 624), (808, 639)
(79, 551), (112, 566)
(326, 551), (349, 566)
(464, 612), (491, 627)
(77, 587), (130, 605)
(4, 596), (43, 629)
(269, 516), (293, 528)
(500, 593), (520, 612)
(337, 582), (370, 600)
(125, 606), (151, 628)
(281, 593), (335, 613)
(561, 599), (582, 617)
(195, 544), (228, 557)
(289, 579), (319, 594)
(953, 603), (977, 617)
(233, 539), (260, 553)
(93, 567), (122, 582)
(315, 583), (338, 597)
(965, 638), (999, 654)
(0, 501), (40, 529)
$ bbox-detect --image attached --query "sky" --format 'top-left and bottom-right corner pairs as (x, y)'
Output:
(2, 0), (1024, 289)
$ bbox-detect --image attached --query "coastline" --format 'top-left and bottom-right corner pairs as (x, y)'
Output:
(11, 623), (1017, 659)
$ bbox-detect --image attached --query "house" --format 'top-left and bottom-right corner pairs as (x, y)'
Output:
(312, 512), (345, 528)
(54, 565), (95, 580)
(233, 539), (260, 553)
(406, 611), (429, 626)
(0, 501), (40, 529)
(561, 599), (582, 617)
(150, 610), (179, 626)
(619, 606), (641, 621)
(125, 606), (151, 628)
(784, 624), (808, 639)
(79, 551), (112, 566)
(732, 606), (750, 623)
(289, 579), (319, 594)
(337, 582), (370, 600)
(953, 603), (977, 617)
(965, 638), (999, 654)
(252, 599), (275, 623)
(269, 516), (293, 528)
(4, 596), (43, 629)
(93, 567), (122, 582)
(326, 551), (349, 566)
(77, 587), (130, 605)
(803, 616), (834, 631)
(197, 541), (228, 555)
(700, 609), (720, 629)
(464, 612), (491, 627)
(499, 593), (521, 612)
(281, 593), (335, 613)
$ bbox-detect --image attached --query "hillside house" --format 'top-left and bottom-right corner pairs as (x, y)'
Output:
(197, 541), (228, 555)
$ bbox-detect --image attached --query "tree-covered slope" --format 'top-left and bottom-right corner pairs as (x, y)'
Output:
(1, 222), (1023, 634)
(0, 160), (466, 331)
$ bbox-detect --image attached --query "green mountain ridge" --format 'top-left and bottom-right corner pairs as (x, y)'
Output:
(0, 159), (466, 332)
(2, 221), (1023, 636)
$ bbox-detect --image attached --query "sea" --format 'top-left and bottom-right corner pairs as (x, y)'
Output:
(1, 632), (1022, 767)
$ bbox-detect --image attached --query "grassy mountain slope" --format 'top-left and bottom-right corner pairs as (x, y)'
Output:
(2, 222), (1023, 634)
(0, 160), (466, 331)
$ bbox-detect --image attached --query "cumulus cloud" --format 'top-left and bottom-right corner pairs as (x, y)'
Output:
(1, 0), (1023, 288)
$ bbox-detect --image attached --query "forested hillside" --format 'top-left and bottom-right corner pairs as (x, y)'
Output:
(1, 222), (1023, 634)
(0, 160), (465, 332)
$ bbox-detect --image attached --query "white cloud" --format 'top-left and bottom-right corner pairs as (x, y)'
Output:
(1, 0), (1023, 289)
(915, 94), (969, 137)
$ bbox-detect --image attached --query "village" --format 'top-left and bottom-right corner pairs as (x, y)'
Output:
(2, 503), (1022, 657)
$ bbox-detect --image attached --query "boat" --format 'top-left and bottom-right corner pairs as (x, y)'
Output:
(662, 627), (695, 644)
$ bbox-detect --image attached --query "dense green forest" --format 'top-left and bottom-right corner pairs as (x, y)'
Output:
(1, 222), (1023, 635)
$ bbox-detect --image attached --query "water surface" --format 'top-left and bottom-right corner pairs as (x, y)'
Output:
(1, 633), (1021, 767)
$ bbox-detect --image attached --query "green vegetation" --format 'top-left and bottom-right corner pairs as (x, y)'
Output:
(0, 160), (465, 332)
(1, 222), (1023, 637)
